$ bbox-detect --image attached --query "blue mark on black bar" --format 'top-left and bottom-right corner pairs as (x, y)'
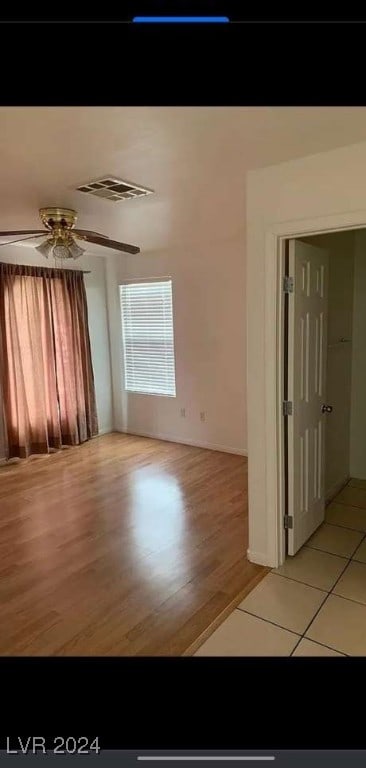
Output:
(132, 16), (230, 23)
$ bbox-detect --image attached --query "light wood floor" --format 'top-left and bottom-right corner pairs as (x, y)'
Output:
(0, 433), (265, 656)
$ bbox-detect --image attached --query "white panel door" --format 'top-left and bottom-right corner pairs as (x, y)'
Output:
(288, 239), (329, 555)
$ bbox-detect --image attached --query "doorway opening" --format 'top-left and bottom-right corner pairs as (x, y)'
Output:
(283, 227), (366, 564)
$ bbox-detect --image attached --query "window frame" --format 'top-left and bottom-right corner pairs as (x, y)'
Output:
(119, 277), (177, 398)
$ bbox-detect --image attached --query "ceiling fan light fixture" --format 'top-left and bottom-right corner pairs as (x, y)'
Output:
(53, 241), (71, 260)
(68, 241), (85, 260)
(36, 235), (85, 261)
(35, 239), (54, 259)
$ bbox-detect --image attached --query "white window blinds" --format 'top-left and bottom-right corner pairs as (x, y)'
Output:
(120, 280), (176, 397)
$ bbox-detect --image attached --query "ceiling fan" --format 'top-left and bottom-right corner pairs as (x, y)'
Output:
(0, 207), (140, 260)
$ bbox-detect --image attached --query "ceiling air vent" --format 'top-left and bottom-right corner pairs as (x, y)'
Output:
(76, 177), (154, 202)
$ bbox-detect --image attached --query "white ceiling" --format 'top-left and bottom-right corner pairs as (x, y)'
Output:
(2, 107), (366, 255)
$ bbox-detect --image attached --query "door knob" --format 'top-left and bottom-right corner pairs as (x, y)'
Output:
(322, 404), (333, 413)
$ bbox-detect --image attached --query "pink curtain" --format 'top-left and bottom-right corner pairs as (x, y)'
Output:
(0, 262), (98, 459)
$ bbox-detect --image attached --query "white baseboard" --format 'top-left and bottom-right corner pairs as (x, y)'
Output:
(326, 475), (350, 504)
(119, 428), (247, 457)
(0, 430), (245, 459)
(247, 548), (272, 567)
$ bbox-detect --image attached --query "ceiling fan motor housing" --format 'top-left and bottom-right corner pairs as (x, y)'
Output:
(39, 208), (77, 232)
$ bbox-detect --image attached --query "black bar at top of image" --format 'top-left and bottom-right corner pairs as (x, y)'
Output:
(3, 1), (366, 21)
(2, 21), (366, 106)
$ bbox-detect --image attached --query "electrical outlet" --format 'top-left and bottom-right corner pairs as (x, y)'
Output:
(180, 408), (186, 418)
(200, 411), (206, 422)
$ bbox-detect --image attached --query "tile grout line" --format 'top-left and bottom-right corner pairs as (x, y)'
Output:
(324, 520), (366, 534)
(292, 540), (361, 655)
(289, 485), (366, 655)
(289, 587), (332, 656)
(291, 635), (348, 656)
(349, 531), (366, 559)
(332, 502), (366, 512)
(323, 521), (356, 530)
(271, 570), (345, 592)
(236, 606), (347, 655)
(305, 532), (366, 561)
(237, 563), (340, 653)
(329, 529), (366, 610)
(326, 482), (366, 529)
(237, 595), (348, 656)
(236, 607), (301, 637)
(327, 590), (366, 610)
(329, 498), (366, 510)
(304, 542), (359, 557)
(288, 519), (366, 653)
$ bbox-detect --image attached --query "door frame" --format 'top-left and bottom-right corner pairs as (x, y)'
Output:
(262, 210), (366, 569)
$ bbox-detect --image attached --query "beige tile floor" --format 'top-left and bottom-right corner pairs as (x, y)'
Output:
(195, 479), (366, 656)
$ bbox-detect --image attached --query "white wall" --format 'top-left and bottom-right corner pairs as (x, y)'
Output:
(107, 235), (247, 455)
(0, 246), (113, 458)
(350, 230), (366, 478)
(247, 139), (366, 566)
(304, 232), (355, 500)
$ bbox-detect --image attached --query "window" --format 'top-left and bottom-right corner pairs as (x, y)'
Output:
(120, 279), (176, 397)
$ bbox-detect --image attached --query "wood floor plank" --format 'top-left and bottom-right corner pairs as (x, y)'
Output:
(0, 433), (264, 655)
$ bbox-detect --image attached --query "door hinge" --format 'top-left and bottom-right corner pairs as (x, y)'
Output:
(284, 515), (293, 530)
(283, 400), (293, 416)
(283, 275), (294, 293)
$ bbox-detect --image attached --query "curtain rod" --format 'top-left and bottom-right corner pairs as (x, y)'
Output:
(0, 262), (91, 275)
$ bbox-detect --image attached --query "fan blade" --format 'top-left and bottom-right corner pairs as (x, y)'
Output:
(74, 229), (109, 239)
(77, 233), (140, 254)
(0, 230), (46, 236)
(0, 233), (46, 247)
